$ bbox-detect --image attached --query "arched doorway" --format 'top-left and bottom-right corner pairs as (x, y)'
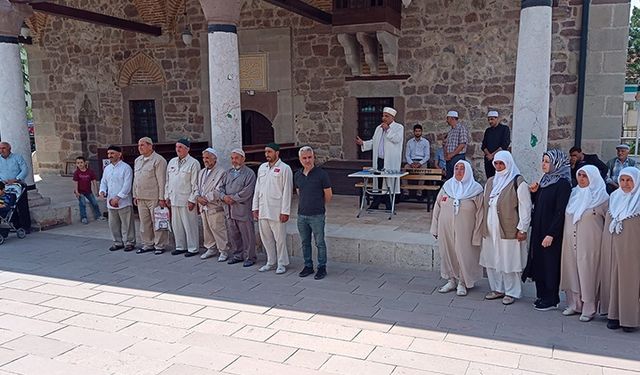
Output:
(241, 110), (274, 145)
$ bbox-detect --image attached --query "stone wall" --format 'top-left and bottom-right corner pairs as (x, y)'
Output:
(27, 0), (614, 175)
(582, 0), (630, 161)
(236, 0), (585, 174)
(27, 0), (208, 172)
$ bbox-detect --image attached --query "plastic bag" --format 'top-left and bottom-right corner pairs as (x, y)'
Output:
(154, 206), (171, 232)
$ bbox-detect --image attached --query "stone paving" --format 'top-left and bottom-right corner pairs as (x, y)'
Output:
(0, 226), (637, 375)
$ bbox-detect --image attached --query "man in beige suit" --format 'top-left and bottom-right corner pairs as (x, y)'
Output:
(133, 137), (168, 255)
(196, 148), (230, 261)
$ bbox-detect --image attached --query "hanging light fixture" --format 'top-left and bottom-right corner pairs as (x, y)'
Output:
(181, 0), (193, 46)
(20, 22), (30, 38)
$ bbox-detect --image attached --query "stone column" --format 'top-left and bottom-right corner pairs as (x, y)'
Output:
(198, 0), (242, 170)
(0, 0), (34, 186)
(511, 0), (553, 182)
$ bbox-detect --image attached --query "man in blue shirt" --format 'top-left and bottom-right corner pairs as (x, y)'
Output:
(0, 142), (30, 232)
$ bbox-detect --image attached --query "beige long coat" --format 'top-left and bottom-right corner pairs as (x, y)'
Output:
(560, 201), (608, 310)
(430, 190), (484, 288)
(602, 214), (640, 327)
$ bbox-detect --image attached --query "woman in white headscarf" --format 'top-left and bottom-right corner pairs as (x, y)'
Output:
(479, 151), (532, 305)
(602, 167), (640, 332)
(560, 165), (609, 321)
(430, 160), (484, 296)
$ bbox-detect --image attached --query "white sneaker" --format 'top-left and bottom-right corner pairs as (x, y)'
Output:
(258, 264), (275, 272)
(456, 282), (467, 296)
(275, 265), (286, 274)
(562, 308), (579, 316)
(217, 252), (228, 262)
(81, 218), (88, 225)
(200, 249), (218, 260)
(438, 279), (456, 293)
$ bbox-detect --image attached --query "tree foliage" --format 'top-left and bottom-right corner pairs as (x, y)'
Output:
(627, 6), (640, 83)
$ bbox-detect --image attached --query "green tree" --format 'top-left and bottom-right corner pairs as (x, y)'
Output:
(627, 6), (640, 83)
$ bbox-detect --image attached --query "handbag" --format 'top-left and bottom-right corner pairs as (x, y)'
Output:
(153, 206), (171, 232)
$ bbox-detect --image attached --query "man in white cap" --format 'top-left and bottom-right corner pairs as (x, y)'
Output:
(165, 138), (201, 257)
(133, 137), (168, 255)
(196, 148), (230, 261)
(355, 106), (404, 209)
(605, 143), (637, 193)
(220, 148), (258, 267)
(481, 110), (511, 178)
(444, 110), (469, 179)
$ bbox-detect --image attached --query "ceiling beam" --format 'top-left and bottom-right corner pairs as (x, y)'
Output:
(262, 0), (332, 25)
(25, 2), (162, 36)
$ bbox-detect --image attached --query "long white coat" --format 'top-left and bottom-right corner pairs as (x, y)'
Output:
(165, 155), (200, 207)
(252, 159), (293, 221)
(361, 121), (404, 194)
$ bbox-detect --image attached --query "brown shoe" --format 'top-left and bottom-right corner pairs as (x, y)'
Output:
(485, 291), (505, 300)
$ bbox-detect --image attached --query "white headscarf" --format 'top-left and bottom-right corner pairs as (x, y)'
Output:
(565, 165), (609, 225)
(608, 167), (640, 234)
(442, 160), (483, 215)
(489, 151), (521, 199)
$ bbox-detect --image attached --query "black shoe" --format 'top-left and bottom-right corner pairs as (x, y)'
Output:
(109, 245), (124, 251)
(622, 326), (637, 333)
(171, 249), (187, 256)
(184, 251), (199, 258)
(533, 298), (542, 306)
(243, 259), (255, 267)
(298, 266), (314, 278)
(417, 196), (425, 202)
(124, 245), (136, 252)
(227, 257), (243, 265)
(534, 301), (558, 311)
(607, 319), (621, 330)
(136, 247), (152, 254)
(314, 267), (327, 280)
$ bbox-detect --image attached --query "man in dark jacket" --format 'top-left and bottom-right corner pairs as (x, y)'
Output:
(569, 146), (608, 187)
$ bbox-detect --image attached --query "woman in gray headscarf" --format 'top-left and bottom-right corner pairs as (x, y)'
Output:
(523, 149), (572, 311)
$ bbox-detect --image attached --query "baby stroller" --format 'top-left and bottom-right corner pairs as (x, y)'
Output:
(0, 184), (27, 245)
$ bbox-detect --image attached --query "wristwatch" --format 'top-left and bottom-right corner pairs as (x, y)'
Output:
(518, 230), (526, 235)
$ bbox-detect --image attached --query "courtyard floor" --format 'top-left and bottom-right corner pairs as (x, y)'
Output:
(0, 225), (636, 374)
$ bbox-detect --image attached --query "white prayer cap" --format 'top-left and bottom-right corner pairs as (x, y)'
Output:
(203, 147), (217, 157)
(446, 110), (459, 118)
(231, 148), (245, 157)
(616, 143), (631, 150)
(383, 107), (397, 117)
(487, 110), (499, 118)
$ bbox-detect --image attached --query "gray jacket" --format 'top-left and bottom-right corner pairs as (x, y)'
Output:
(219, 165), (256, 221)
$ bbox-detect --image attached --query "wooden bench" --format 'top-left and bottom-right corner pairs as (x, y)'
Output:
(354, 167), (444, 211)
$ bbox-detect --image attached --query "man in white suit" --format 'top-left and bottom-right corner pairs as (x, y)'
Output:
(355, 107), (404, 210)
(252, 143), (293, 275)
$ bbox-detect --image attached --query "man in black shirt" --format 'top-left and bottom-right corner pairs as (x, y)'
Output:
(294, 146), (332, 280)
(481, 110), (511, 178)
(569, 146), (608, 187)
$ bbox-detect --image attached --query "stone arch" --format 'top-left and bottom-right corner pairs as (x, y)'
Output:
(118, 53), (165, 87)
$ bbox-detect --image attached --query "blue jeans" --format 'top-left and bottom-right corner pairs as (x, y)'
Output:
(297, 214), (327, 268)
(78, 193), (101, 220)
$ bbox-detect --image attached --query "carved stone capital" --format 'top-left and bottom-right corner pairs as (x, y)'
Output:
(0, 0), (32, 38)
(198, 0), (241, 26)
(356, 32), (378, 75)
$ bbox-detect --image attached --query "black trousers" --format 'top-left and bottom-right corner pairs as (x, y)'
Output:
(484, 157), (496, 179)
(370, 157), (391, 209)
(13, 184), (31, 231)
(445, 154), (465, 180)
